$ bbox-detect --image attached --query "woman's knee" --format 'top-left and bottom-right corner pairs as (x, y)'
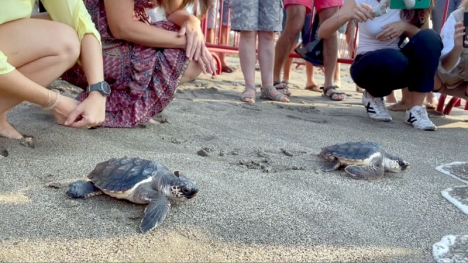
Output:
(411, 29), (443, 55)
(52, 23), (81, 66)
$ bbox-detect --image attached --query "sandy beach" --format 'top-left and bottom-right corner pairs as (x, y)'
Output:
(1, 57), (468, 262)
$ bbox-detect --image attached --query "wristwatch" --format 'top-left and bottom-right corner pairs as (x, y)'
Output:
(87, 81), (111, 96)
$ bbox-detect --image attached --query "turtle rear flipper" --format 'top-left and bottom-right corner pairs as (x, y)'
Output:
(66, 180), (103, 198)
(321, 159), (340, 172)
(344, 155), (385, 180)
(140, 193), (170, 233)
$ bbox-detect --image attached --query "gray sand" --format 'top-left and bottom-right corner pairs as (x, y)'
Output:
(1, 60), (468, 262)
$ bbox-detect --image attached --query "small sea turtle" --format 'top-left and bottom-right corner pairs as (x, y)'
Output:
(319, 141), (410, 180)
(66, 157), (198, 233)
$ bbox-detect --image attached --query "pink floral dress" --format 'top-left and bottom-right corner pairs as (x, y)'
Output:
(61, 0), (189, 128)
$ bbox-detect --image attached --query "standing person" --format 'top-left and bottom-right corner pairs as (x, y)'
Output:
(319, 0), (442, 130)
(206, 0), (234, 73)
(0, 0), (107, 141)
(232, 0), (289, 103)
(61, 0), (216, 128)
(273, 0), (346, 101)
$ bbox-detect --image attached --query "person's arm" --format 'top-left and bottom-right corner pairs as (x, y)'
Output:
(104, 0), (185, 49)
(318, 0), (375, 39)
(41, 0), (106, 128)
(440, 15), (463, 72)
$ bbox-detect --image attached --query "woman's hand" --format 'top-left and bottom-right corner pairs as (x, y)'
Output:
(65, 92), (106, 128)
(351, 3), (376, 23)
(178, 16), (204, 61)
(454, 21), (466, 49)
(376, 21), (408, 44)
(178, 16), (216, 75)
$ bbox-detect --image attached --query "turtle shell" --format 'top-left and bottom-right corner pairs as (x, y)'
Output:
(88, 157), (162, 192)
(321, 141), (383, 161)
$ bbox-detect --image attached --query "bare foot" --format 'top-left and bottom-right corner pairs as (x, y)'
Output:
(0, 121), (23, 139)
(425, 95), (438, 110)
(387, 101), (409, 111)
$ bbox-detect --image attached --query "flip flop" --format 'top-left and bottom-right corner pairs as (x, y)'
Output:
(221, 65), (234, 73)
(305, 84), (321, 93)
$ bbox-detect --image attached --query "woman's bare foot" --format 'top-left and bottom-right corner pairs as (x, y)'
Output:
(0, 119), (23, 139)
(425, 93), (438, 110)
(387, 101), (409, 111)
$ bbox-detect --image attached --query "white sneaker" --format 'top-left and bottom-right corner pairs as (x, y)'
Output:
(362, 91), (392, 122)
(405, 106), (437, 131)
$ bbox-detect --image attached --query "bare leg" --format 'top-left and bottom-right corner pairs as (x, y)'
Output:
(219, 25), (231, 69)
(273, 5), (306, 85)
(180, 61), (203, 85)
(386, 91), (398, 103)
(239, 31), (257, 102)
(258, 31), (288, 102)
(434, 74), (468, 99)
(305, 62), (320, 92)
(388, 88), (411, 111)
(425, 92), (438, 109)
(0, 18), (81, 139)
(282, 43), (298, 82)
(409, 92), (427, 108)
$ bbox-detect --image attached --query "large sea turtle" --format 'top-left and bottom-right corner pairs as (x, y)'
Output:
(66, 157), (199, 233)
(319, 141), (410, 180)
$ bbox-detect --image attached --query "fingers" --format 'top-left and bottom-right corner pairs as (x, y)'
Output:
(64, 108), (81, 126)
(178, 25), (186, 37)
(186, 34), (194, 60)
(354, 4), (375, 22)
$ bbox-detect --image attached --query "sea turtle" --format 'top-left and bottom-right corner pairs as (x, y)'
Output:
(66, 157), (199, 233)
(319, 141), (410, 180)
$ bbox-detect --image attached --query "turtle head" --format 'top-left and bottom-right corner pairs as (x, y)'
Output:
(165, 170), (198, 200)
(384, 156), (410, 173)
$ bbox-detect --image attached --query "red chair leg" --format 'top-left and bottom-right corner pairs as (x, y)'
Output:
(465, 100), (468, 110)
(443, 97), (461, 115)
(455, 99), (462, 107)
(437, 94), (447, 114)
(211, 53), (222, 75)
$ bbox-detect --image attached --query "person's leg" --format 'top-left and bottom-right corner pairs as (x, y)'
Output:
(230, 0), (260, 102)
(350, 49), (408, 122)
(273, 3), (307, 94)
(0, 18), (81, 139)
(282, 43), (298, 83)
(219, 0), (233, 72)
(238, 31), (257, 102)
(305, 62), (320, 91)
(431, 0), (447, 34)
(258, 0), (289, 102)
(402, 29), (443, 130)
(388, 88), (412, 111)
(316, 0), (345, 100)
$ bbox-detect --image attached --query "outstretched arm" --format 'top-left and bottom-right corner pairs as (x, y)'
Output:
(318, 0), (375, 39)
(41, 0), (106, 128)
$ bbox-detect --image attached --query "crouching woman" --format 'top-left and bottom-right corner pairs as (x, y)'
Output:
(318, 0), (443, 131)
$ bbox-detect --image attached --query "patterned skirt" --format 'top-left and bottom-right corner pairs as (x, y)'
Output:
(62, 20), (188, 128)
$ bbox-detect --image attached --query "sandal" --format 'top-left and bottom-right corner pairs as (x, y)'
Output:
(260, 86), (290, 102)
(322, 85), (346, 101)
(305, 84), (321, 93)
(222, 65), (234, 73)
(274, 81), (292, 96)
(241, 86), (256, 103)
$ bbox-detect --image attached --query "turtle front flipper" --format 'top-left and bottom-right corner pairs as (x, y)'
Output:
(140, 193), (170, 233)
(344, 155), (385, 180)
(321, 159), (341, 172)
(66, 180), (103, 199)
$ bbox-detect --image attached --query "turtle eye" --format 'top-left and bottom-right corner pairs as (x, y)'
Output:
(174, 170), (180, 177)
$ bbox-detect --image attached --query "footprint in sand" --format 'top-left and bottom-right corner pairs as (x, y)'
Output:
(433, 235), (468, 263)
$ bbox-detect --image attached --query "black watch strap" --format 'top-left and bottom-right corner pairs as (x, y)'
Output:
(88, 81), (111, 96)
